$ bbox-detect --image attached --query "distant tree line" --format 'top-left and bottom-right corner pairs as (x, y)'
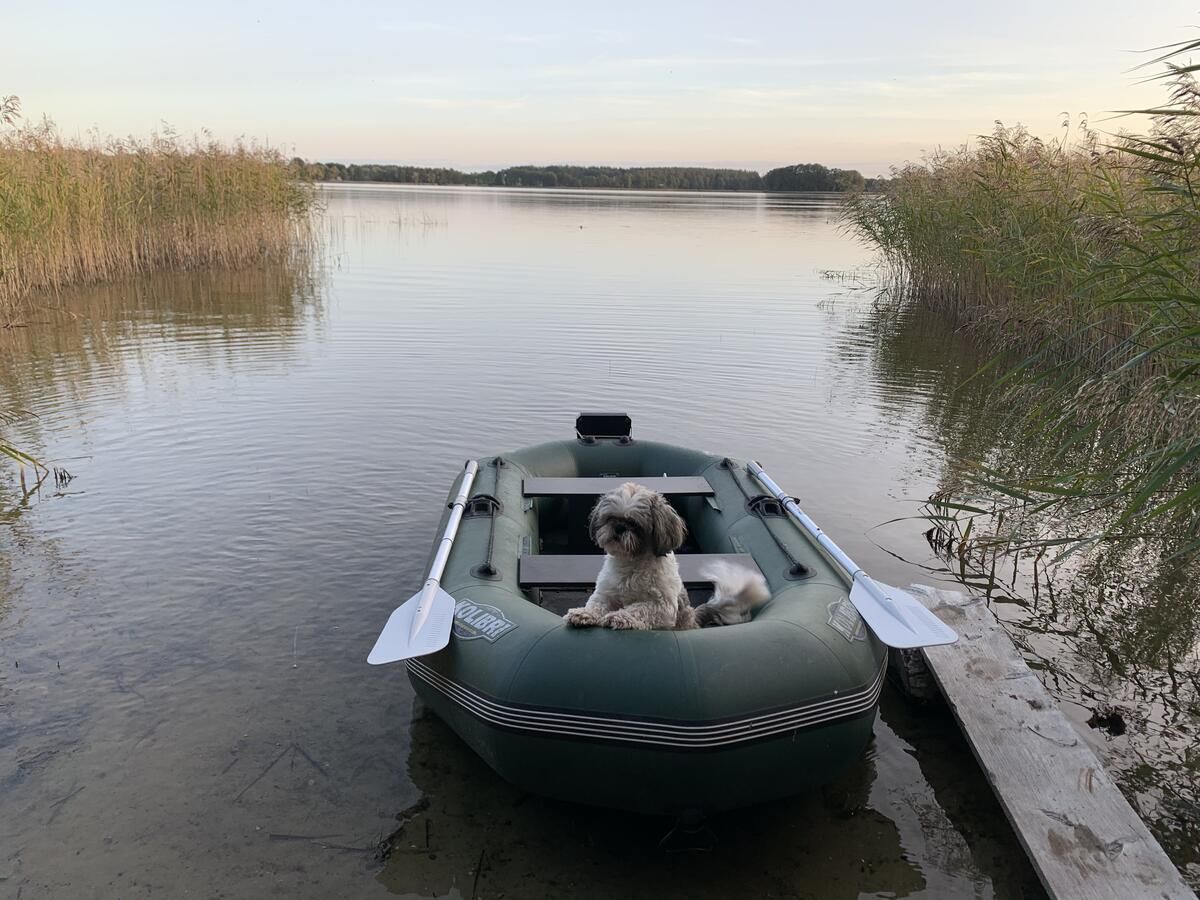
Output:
(764, 163), (866, 192)
(292, 159), (890, 192)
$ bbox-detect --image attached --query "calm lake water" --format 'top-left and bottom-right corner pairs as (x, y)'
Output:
(0, 183), (1194, 897)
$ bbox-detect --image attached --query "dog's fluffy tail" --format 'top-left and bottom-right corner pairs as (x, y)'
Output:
(695, 560), (770, 627)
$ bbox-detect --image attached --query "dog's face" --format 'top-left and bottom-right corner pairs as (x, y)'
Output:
(588, 482), (686, 559)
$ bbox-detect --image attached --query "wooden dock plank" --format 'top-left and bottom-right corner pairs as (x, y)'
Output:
(908, 586), (1195, 900)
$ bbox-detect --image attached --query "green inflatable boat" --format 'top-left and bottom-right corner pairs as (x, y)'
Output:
(369, 414), (955, 815)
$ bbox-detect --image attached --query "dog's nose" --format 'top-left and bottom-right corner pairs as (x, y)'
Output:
(614, 524), (627, 535)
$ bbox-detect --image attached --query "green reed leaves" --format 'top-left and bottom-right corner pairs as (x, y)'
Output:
(845, 33), (1200, 557)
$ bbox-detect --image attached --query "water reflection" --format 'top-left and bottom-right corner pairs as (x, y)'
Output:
(0, 184), (1117, 896)
(842, 292), (1200, 878)
(0, 263), (323, 462)
(380, 697), (1040, 899)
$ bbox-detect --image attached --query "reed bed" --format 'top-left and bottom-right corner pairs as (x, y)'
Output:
(845, 35), (1200, 552)
(0, 119), (315, 318)
(0, 108), (315, 472)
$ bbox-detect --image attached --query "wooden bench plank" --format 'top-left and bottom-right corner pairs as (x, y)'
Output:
(519, 553), (759, 587)
(522, 476), (713, 497)
(909, 586), (1195, 900)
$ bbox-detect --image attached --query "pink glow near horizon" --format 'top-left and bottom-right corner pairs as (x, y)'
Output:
(7, 1), (1196, 175)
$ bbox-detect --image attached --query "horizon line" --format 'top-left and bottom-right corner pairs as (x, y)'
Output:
(300, 158), (898, 178)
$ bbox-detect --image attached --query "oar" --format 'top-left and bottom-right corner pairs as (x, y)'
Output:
(747, 461), (957, 649)
(368, 460), (480, 664)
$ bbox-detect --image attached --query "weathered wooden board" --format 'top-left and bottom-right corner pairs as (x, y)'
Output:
(909, 586), (1195, 900)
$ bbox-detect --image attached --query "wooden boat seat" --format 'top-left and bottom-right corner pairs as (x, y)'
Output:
(522, 476), (714, 497)
(519, 553), (761, 587)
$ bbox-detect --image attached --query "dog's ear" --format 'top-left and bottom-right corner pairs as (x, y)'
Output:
(587, 497), (604, 547)
(651, 496), (686, 556)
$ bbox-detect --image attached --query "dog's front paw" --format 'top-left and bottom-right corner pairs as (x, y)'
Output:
(601, 610), (645, 630)
(564, 607), (600, 628)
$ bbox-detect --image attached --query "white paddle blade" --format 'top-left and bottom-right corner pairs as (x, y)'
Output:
(849, 578), (958, 649)
(367, 587), (457, 664)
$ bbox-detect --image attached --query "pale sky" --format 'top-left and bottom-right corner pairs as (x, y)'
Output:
(7, 1), (1198, 175)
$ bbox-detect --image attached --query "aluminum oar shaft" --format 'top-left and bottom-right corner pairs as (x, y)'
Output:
(410, 459), (478, 640)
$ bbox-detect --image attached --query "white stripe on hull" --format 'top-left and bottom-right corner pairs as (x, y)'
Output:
(406, 657), (885, 750)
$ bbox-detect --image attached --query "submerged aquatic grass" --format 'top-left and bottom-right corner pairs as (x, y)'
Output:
(845, 33), (1200, 555)
(0, 116), (315, 319)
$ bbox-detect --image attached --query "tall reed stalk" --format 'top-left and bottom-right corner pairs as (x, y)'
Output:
(0, 118), (315, 319)
(845, 33), (1200, 555)
(0, 103), (315, 474)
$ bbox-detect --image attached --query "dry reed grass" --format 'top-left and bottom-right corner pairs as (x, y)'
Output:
(845, 34), (1200, 551)
(0, 106), (315, 472)
(0, 118), (315, 320)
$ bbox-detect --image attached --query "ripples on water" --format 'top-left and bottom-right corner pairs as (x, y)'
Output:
(0, 184), (1187, 896)
(843, 299), (1199, 880)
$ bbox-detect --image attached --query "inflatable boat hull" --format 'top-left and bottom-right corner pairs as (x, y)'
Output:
(403, 437), (886, 814)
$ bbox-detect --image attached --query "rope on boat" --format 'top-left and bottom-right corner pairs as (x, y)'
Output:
(468, 457), (505, 579)
(723, 459), (813, 579)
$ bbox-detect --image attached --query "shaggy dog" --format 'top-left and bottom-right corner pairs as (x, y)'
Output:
(563, 482), (769, 631)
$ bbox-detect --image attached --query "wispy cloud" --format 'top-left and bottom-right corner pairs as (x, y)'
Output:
(387, 96), (530, 114)
(391, 97), (459, 109)
(716, 87), (822, 102)
(530, 54), (885, 82)
(498, 33), (557, 45)
(589, 30), (629, 45)
(713, 70), (1037, 108)
(597, 95), (658, 106)
(381, 22), (450, 35)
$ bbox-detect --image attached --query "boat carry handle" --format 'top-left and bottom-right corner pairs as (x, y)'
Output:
(576, 412), (632, 442)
